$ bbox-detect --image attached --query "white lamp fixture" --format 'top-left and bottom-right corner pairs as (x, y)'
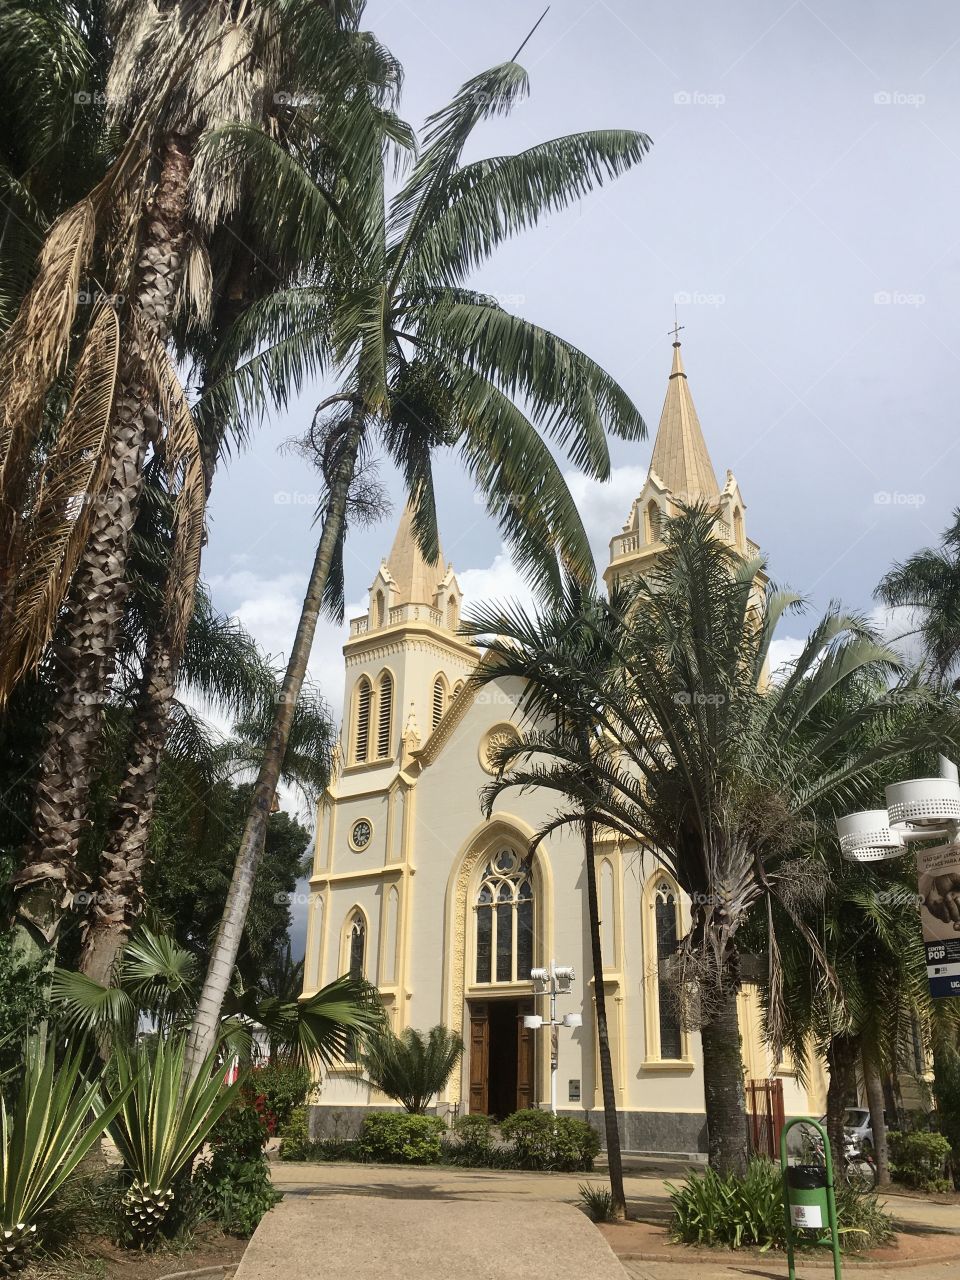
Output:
(523, 1014), (543, 1030)
(562, 1013), (582, 1028)
(836, 810), (905, 863)
(885, 777), (960, 829)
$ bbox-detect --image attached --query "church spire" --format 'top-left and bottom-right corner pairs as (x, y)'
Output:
(385, 503), (445, 607)
(648, 337), (720, 501)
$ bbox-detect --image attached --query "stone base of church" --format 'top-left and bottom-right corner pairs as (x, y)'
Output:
(307, 1104), (709, 1156)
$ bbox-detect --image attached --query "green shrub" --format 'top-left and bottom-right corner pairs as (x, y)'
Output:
(194, 1099), (281, 1236)
(355, 1112), (445, 1164)
(499, 1110), (600, 1172)
(444, 1114), (497, 1167)
(668, 1159), (894, 1253)
(277, 1106), (317, 1162)
(889, 1131), (952, 1192)
(246, 1061), (312, 1133)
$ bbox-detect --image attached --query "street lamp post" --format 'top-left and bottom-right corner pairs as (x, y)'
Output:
(523, 961), (582, 1115)
(837, 755), (960, 1000)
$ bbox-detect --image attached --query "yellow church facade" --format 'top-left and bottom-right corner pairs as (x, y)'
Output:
(301, 340), (827, 1153)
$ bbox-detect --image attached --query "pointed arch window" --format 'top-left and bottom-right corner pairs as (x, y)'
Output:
(375, 590), (385, 629)
(447, 594), (459, 631)
(645, 500), (661, 544)
(348, 912), (366, 979)
(432, 676), (446, 730)
(354, 677), (372, 762)
(474, 849), (534, 984)
(377, 672), (393, 758)
(654, 881), (682, 1060)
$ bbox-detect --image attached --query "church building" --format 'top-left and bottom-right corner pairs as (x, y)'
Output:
(302, 338), (827, 1153)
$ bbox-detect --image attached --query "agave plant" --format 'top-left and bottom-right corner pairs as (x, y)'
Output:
(361, 1025), (463, 1114)
(105, 1035), (239, 1243)
(0, 1041), (130, 1275)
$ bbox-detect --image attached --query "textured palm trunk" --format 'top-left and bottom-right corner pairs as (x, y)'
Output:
(11, 134), (194, 962)
(184, 416), (363, 1081)
(862, 1049), (890, 1185)
(700, 962), (749, 1176)
(583, 815), (626, 1219)
(77, 635), (176, 984)
(825, 1032), (859, 1175)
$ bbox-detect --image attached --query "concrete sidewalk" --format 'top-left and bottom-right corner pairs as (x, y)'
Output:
(234, 1193), (627, 1279)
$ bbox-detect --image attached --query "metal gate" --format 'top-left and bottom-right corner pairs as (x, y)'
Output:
(746, 1077), (785, 1159)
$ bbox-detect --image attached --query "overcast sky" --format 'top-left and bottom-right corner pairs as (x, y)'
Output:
(202, 0), (960, 743)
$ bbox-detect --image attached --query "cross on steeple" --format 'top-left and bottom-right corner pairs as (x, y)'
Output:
(668, 305), (684, 344)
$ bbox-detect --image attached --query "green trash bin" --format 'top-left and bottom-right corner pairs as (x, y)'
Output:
(786, 1164), (829, 1231)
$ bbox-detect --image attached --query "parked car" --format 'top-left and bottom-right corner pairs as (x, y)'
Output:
(819, 1108), (889, 1151)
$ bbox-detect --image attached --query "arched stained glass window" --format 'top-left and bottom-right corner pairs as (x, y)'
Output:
(348, 914), (365, 979)
(474, 849), (534, 984)
(654, 881), (682, 1059)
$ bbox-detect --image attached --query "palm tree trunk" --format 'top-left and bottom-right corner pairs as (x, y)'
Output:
(862, 1049), (890, 1186)
(77, 633), (177, 984)
(825, 1032), (859, 1175)
(582, 815), (626, 1220)
(184, 415), (362, 1081)
(700, 960), (749, 1176)
(10, 133), (193, 963)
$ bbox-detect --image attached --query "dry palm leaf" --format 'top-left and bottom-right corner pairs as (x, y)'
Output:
(0, 302), (120, 700)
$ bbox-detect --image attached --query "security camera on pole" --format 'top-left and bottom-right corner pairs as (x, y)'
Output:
(836, 756), (960, 1000)
(523, 961), (582, 1115)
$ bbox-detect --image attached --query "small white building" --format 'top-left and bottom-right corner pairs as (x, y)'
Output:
(302, 339), (826, 1153)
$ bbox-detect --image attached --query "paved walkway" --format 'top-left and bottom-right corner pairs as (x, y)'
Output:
(261, 1161), (960, 1280)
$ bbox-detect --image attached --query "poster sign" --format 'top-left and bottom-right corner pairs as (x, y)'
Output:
(790, 1204), (822, 1229)
(917, 846), (960, 999)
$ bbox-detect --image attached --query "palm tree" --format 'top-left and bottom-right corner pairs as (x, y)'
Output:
(876, 509), (960, 681)
(3, 0), (401, 960)
(463, 582), (628, 1218)
(463, 506), (960, 1174)
(184, 58), (651, 1078)
(361, 1025), (464, 1114)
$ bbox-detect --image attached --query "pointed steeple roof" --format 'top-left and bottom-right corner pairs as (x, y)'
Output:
(385, 503), (445, 607)
(649, 340), (720, 500)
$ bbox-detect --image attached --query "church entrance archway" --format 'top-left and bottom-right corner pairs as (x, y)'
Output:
(467, 997), (535, 1118)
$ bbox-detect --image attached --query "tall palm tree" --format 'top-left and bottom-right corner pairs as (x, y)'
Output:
(463, 583), (628, 1218)
(184, 59), (652, 1078)
(463, 506), (960, 1174)
(3, 0), (401, 960)
(876, 509), (960, 682)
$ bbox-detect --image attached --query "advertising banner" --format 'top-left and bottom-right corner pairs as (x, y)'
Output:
(917, 845), (960, 999)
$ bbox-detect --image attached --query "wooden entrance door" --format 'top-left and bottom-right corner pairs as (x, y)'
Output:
(468, 1002), (489, 1114)
(468, 999), (535, 1114)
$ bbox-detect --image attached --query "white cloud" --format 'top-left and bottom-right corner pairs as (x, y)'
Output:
(768, 634), (806, 677)
(457, 548), (538, 615)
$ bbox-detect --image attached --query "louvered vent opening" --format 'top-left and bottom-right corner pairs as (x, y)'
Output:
(355, 680), (371, 761)
(432, 678), (445, 729)
(377, 674), (393, 758)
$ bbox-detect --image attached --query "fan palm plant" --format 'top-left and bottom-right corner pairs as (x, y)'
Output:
(185, 56), (651, 1080)
(361, 1025), (463, 1114)
(0, 1039), (131, 1274)
(465, 505), (960, 1174)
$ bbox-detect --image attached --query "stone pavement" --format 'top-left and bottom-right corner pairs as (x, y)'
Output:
(234, 1192), (627, 1279)
(259, 1160), (960, 1280)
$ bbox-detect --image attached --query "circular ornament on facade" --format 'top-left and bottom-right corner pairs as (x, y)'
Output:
(349, 818), (373, 851)
(479, 723), (521, 776)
